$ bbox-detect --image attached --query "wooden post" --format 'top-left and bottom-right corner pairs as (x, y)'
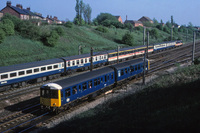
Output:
(192, 31), (196, 63)
(147, 32), (149, 58)
(78, 45), (81, 55)
(143, 27), (146, 46)
(143, 49), (146, 85)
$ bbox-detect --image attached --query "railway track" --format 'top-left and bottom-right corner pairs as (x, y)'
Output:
(1, 41), (200, 132)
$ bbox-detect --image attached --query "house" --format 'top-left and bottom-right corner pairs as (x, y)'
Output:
(124, 20), (143, 27)
(0, 1), (44, 24)
(0, 12), (3, 19)
(138, 16), (153, 24)
(115, 16), (123, 24)
(1, 1), (30, 20)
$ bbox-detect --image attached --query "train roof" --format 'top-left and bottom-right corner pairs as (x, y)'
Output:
(0, 58), (63, 73)
(53, 67), (114, 89)
(111, 58), (145, 70)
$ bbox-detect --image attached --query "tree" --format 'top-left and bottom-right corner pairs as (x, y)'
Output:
(44, 30), (60, 47)
(150, 29), (159, 39)
(79, 0), (84, 25)
(0, 28), (5, 44)
(1, 19), (15, 36)
(83, 4), (92, 24)
(171, 15), (174, 25)
(122, 32), (134, 46)
(74, 0), (85, 25)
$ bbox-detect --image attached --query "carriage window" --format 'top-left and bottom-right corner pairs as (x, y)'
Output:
(54, 65), (58, 69)
(79, 85), (81, 91)
(10, 72), (16, 77)
(101, 78), (103, 83)
(125, 68), (128, 74)
(68, 61), (71, 67)
(19, 71), (25, 76)
(1, 74), (8, 79)
(81, 59), (83, 64)
(96, 56), (98, 61)
(94, 79), (98, 86)
(72, 86), (77, 95)
(138, 65), (141, 70)
(34, 68), (39, 73)
(111, 73), (114, 79)
(135, 66), (138, 71)
(105, 75), (107, 82)
(108, 75), (110, 81)
(47, 66), (52, 70)
(41, 67), (46, 71)
(121, 70), (124, 76)
(83, 82), (87, 90)
(89, 81), (92, 88)
(65, 88), (71, 97)
(85, 58), (88, 63)
(72, 61), (75, 66)
(61, 91), (63, 98)
(26, 69), (32, 74)
(104, 55), (106, 59)
(77, 60), (79, 65)
(98, 78), (100, 85)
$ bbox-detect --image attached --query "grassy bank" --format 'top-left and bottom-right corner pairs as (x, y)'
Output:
(39, 64), (200, 133)
(0, 25), (194, 67)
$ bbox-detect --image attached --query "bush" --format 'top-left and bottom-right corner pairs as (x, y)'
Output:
(150, 29), (159, 39)
(122, 32), (134, 46)
(54, 27), (64, 36)
(1, 19), (15, 36)
(0, 29), (5, 44)
(43, 30), (60, 47)
(95, 26), (108, 33)
(64, 21), (74, 28)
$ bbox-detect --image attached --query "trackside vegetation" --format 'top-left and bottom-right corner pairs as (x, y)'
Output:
(39, 63), (200, 133)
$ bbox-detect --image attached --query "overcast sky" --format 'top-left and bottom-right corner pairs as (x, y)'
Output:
(1, 0), (199, 26)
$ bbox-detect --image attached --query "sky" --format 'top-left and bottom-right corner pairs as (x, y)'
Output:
(0, 0), (199, 26)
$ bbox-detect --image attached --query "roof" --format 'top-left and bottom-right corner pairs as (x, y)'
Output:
(139, 16), (153, 22)
(42, 83), (62, 90)
(54, 67), (114, 89)
(111, 58), (144, 70)
(0, 58), (63, 73)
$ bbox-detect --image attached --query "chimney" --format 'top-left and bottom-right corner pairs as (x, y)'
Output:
(50, 16), (52, 19)
(16, 4), (21, 8)
(20, 5), (23, 9)
(27, 7), (30, 11)
(54, 16), (58, 20)
(7, 1), (11, 7)
(47, 15), (49, 18)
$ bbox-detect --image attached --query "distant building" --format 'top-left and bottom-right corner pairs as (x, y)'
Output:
(138, 16), (153, 24)
(124, 20), (143, 27)
(115, 16), (123, 24)
(46, 15), (62, 24)
(0, 12), (3, 19)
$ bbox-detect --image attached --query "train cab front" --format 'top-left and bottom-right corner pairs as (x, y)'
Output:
(40, 83), (62, 113)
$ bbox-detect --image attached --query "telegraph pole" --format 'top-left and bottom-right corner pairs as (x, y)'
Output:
(147, 32), (149, 58)
(143, 27), (146, 45)
(171, 27), (173, 41)
(143, 49), (146, 85)
(192, 31), (196, 63)
(78, 45), (82, 55)
(90, 47), (93, 71)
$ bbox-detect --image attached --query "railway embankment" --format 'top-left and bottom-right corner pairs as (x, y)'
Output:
(38, 62), (200, 133)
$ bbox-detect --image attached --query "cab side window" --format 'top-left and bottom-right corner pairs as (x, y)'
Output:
(65, 88), (71, 98)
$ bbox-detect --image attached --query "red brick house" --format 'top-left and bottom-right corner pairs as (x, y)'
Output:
(0, 12), (3, 19)
(124, 20), (143, 27)
(115, 16), (123, 24)
(138, 16), (153, 24)
(0, 1), (44, 21)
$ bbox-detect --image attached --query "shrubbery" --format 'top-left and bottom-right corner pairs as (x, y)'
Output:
(95, 25), (108, 33)
(122, 32), (134, 46)
(0, 29), (5, 44)
(64, 21), (74, 28)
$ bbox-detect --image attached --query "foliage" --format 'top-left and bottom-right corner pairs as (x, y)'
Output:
(83, 3), (92, 24)
(95, 25), (108, 33)
(43, 30), (60, 47)
(124, 23), (134, 32)
(64, 21), (74, 28)
(122, 32), (134, 46)
(150, 29), (159, 39)
(94, 13), (122, 28)
(1, 19), (15, 36)
(135, 26), (143, 32)
(54, 26), (64, 36)
(0, 28), (5, 44)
